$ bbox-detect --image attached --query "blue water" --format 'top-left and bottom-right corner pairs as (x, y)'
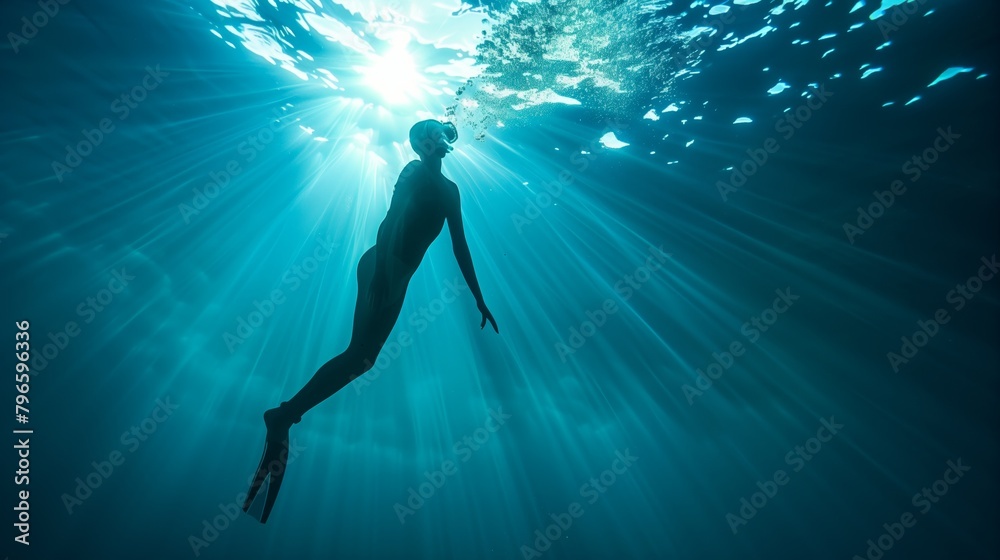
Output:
(1, 0), (997, 559)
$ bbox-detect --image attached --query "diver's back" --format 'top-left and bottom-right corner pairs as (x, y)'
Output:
(382, 161), (452, 268)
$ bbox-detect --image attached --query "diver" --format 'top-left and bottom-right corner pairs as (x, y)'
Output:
(243, 119), (499, 523)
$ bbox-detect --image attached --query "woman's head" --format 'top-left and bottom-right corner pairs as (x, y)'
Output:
(409, 119), (458, 159)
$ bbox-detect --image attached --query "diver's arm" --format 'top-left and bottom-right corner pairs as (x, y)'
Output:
(448, 197), (483, 305)
(445, 184), (497, 332)
(446, 190), (486, 307)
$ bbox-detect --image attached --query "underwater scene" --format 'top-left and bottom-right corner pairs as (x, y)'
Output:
(1, 0), (997, 558)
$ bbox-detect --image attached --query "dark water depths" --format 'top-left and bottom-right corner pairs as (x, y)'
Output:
(0, 0), (997, 558)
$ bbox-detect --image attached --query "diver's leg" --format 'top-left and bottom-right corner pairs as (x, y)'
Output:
(244, 248), (406, 522)
(282, 247), (406, 419)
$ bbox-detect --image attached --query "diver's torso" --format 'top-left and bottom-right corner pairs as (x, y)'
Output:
(380, 162), (453, 269)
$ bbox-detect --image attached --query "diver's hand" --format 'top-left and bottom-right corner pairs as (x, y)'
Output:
(478, 301), (498, 333)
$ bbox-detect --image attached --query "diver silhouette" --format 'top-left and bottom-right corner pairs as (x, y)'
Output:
(243, 119), (499, 523)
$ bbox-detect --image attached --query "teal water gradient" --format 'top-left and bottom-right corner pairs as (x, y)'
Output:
(0, 1), (997, 559)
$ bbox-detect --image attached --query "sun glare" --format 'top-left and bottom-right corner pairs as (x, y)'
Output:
(360, 44), (424, 106)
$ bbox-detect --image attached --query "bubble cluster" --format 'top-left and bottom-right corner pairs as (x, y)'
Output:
(447, 0), (695, 140)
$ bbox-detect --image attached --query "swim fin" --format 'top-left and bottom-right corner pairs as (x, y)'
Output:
(243, 403), (300, 524)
